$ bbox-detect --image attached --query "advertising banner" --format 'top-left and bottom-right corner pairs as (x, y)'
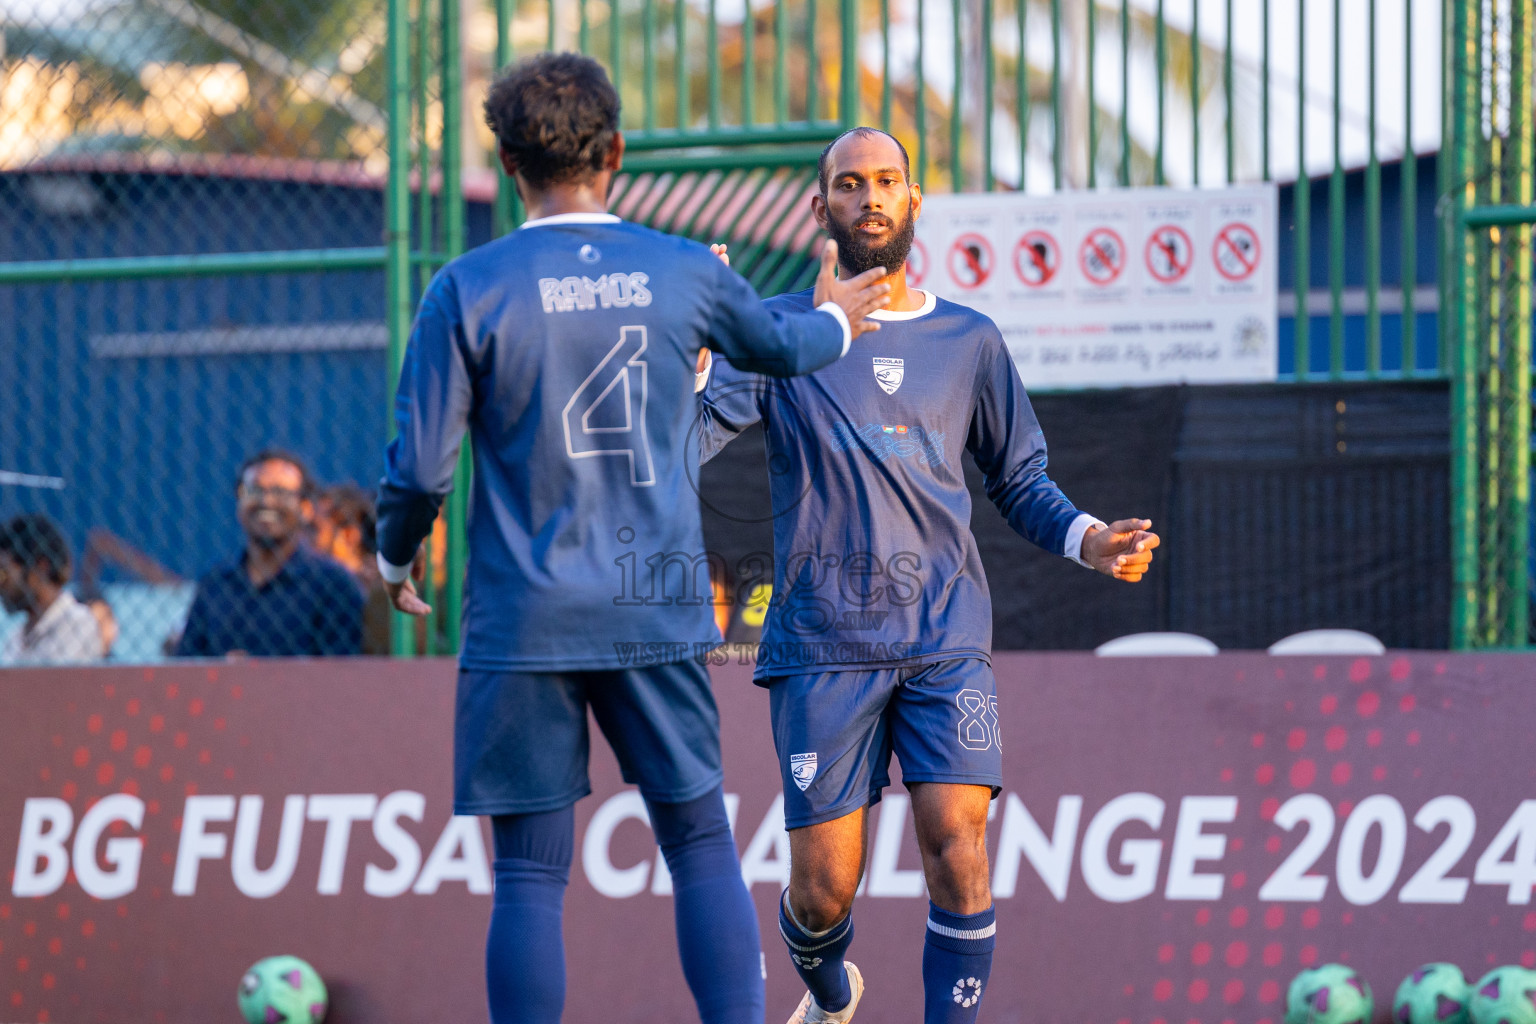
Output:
(3, 652), (1534, 1023)
(911, 186), (1278, 389)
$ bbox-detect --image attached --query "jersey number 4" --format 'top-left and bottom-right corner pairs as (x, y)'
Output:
(561, 325), (655, 486)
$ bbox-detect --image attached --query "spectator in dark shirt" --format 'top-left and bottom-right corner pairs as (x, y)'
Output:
(176, 450), (363, 657)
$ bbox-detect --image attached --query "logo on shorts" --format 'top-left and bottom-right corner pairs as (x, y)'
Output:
(790, 752), (818, 791)
(873, 357), (904, 394)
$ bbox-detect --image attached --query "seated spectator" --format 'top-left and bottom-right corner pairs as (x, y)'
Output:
(313, 482), (391, 656)
(0, 514), (104, 664)
(176, 450), (363, 657)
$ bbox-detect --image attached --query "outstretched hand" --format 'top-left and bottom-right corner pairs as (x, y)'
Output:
(812, 240), (891, 339)
(384, 551), (432, 616)
(1080, 518), (1161, 582)
(698, 244), (732, 378)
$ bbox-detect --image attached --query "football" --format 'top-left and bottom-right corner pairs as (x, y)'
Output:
(1286, 964), (1374, 1024)
(1469, 966), (1536, 1024)
(237, 955), (329, 1024)
(1394, 963), (1471, 1024)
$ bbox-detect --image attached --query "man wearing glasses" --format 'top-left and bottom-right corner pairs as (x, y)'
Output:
(176, 449), (363, 657)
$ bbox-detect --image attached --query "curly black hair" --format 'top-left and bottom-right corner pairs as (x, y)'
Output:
(483, 52), (621, 189)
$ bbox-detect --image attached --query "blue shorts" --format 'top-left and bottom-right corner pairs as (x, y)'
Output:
(766, 658), (1002, 830)
(454, 660), (723, 816)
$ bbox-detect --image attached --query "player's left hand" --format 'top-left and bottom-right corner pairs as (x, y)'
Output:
(1080, 518), (1160, 582)
(709, 242), (730, 267)
(384, 551), (433, 616)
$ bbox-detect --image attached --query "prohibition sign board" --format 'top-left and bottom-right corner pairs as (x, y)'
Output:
(948, 232), (994, 289)
(1078, 227), (1126, 286)
(1013, 230), (1060, 287)
(1144, 224), (1193, 284)
(906, 237), (929, 286)
(1212, 222), (1261, 281)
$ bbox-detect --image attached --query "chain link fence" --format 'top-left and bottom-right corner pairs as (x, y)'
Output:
(0, 0), (398, 662)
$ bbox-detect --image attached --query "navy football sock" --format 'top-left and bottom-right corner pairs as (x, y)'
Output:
(486, 807), (574, 1024)
(922, 902), (995, 1024)
(778, 890), (855, 1013)
(649, 787), (764, 1024)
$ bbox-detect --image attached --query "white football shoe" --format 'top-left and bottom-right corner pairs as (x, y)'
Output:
(785, 962), (864, 1024)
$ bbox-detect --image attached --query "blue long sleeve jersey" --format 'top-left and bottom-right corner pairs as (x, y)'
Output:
(375, 216), (848, 670)
(698, 288), (1086, 679)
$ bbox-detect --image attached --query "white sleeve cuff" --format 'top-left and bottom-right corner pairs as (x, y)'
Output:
(377, 551), (412, 585)
(695, 349), (713, 393)
(1064, 513), (1108, 568)
(816, 301), (853, 356)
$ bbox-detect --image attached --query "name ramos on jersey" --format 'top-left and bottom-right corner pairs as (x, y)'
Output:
(540, 272), (653, 313)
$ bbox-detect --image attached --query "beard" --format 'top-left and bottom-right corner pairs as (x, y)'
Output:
(825, 200), (916, 278)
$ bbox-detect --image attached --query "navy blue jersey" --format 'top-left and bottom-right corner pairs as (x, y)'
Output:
(698, 288), (1090, 678)
(376, 215), (847, 670)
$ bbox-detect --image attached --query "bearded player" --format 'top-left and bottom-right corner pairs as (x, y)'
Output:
(375, 56), (891, 1024)
(696, 127), (1161, 1024)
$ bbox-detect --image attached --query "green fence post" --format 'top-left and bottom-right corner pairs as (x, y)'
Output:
(1155, 0), (1165, 185)
(707, 0), (720, 129)
(743, 0), (756, 126)
(1119, 0), (1130, 186)
(774, 0), (788, 125)
(1501, 0), (1532, 645)
(984, 0), (995, 190)
(917, 0), (928, 181)
(1051, 0), (1062, 191)
(1190, 0), (1199, 187)
(675, 0), (687, 128)
(1262, 0), (1270, 181)
(386, 0), (415, 657)
(841, 0), (858, 127)
(644, 0), (657, 130)
(952, 0), (964, 189)
(1224, 0), (1233, 183)
(1448, 0), (1479, 648)
(442, 0), (468, 654)
(879, 0), (891, 131)
(1018, 0), (1028, 190)
(494, 0), (523, 237)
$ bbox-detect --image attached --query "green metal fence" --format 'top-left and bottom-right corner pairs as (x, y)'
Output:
(1, 0), (1531, 656)
(1443, 0), (1534, 648)
(392, 0), (1531, 649)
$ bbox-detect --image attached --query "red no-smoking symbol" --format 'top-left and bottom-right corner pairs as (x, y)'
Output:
(1213, 222), (1261, 281)
(906, 238), (929, 286)
(1079, 227), (1125, 286)
(1013, 231), (1060, 287)
(1145, 224), (1193, 284)
(948, 233), (994, 289)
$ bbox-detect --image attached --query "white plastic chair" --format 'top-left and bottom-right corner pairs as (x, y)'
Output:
(1094, 632), (1219, 656)
(1267, 629), (1386, 656)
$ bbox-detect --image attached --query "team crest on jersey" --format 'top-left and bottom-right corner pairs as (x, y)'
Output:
(790, 753), (818, 791)
(578, 243), (601, 263)
(873, 357), (904, 394)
